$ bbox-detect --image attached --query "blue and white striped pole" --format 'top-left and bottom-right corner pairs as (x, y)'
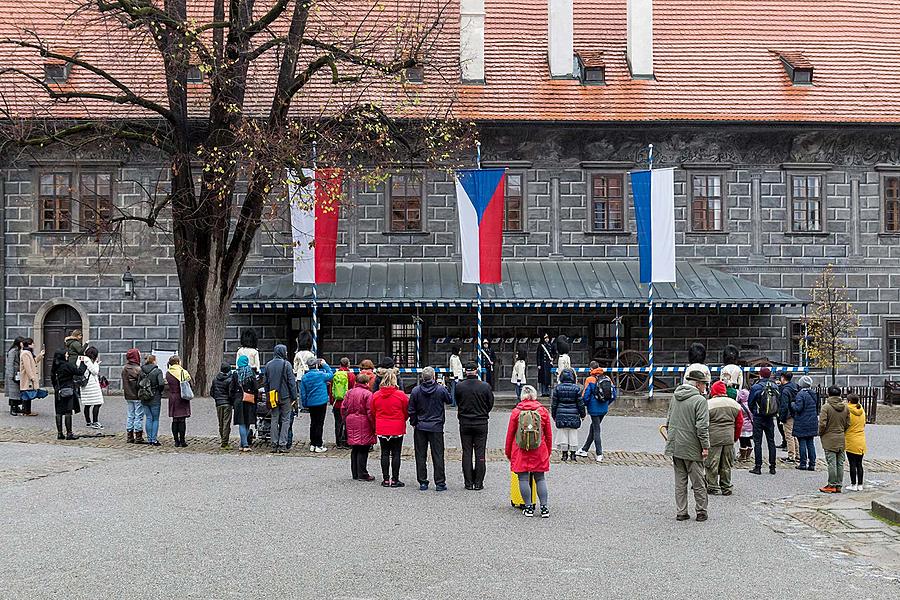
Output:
(647, 143), (654, 401)
(648, 282), (654, 401)
(310, 139), (319, 357)
(476, 284), (483, 380)
(414, 315), (422, 369)
(311, 283), (318, 356)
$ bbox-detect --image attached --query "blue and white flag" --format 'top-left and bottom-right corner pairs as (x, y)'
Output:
(630, 168), (676, 283)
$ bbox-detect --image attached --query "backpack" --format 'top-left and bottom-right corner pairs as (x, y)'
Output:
(516, 409), (543, 451)
(137, 369), (155, 404)
(332, 370), (349, 401)
(759, 382), (780, 417)
(592, 376), (617, 404)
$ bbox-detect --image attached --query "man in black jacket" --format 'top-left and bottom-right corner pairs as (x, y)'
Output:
(454, 362), (495, 490)
(779, 371), (800, 463)
(409, 366), (452, 491)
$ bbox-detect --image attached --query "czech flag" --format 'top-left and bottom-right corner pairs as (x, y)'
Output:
(630, 167), (676, 284)
(455, 168), (505, 284)
(289, 168), (342, 284)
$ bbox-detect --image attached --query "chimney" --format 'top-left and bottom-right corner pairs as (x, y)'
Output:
(627, 0), (654, 78)
(460, 0), (485, 82)
(548, 0), (574, 77)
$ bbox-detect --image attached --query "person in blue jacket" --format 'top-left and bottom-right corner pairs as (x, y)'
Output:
(790, 375), (819, 471)
(300, 357), (334, 453)
(575, 362), (615, 462)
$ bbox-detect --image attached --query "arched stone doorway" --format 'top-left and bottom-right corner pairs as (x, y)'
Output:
(33, 298), (90, 386)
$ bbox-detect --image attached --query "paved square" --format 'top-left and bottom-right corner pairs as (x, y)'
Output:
(1, 432), (898, 599)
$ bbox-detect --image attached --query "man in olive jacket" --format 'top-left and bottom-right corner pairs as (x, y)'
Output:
(665, 363), (711, 522)
(818, 386), (850, 493)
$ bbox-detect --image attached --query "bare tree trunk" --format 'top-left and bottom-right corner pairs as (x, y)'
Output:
(179, 264), (230, 395)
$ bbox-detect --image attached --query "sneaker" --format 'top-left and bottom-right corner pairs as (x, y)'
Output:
(382, 480), (391, 487)
(435, 483), (448, 492)
(749, 467), (762, 475)
(540, 505), (550, 519)
(309, 445), (316, 452)
(833, 486), (842, 494)
(676, 514), (690, 522)
(708, 488), (721, 496)
(419, 483), (429, 491)
(722, 489), (733, 496)
(314, 446), (327, 453)
(785, 457), (797, 463)
(94, 422), (104, 429)
(769, 466), (776, 475)
(819, 485), (836, 494)
(473, 484), (484, 491)
(696, 512), (708, 522)
(795, 464), (807, 470)
(847, 484), (857, 492)
(361, 475), (375, 482)
(65, 434), (79, 441)
(596, 454), (604, 463)
(390, 480), (406, 488)
(574, 449), (589, 458)
(561, 452), (569, 462)
(523, 505), (535, 517)
(57, 433), (65, 440)
(806, 466), (815, 472)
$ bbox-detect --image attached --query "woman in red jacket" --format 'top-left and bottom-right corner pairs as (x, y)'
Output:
(505, 385), (553, 518)
(372, 368), (409, 488)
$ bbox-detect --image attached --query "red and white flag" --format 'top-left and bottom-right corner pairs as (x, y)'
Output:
(289, 168), (342, 284)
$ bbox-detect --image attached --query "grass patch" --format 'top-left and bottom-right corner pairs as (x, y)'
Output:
(869, 510), (900, 529)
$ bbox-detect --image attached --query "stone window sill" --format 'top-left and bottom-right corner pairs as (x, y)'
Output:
(877, 231), (900, 237)
(503, 230), (529, 236)
(582, 230), (633, 237)
(784, 231), (830, 237)
(382, 231), (429, 236)
(686, 230), (729, 236)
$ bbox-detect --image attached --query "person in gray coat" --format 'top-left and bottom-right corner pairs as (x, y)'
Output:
(265, 344), (299, 453)
(5, 337), (24, 415)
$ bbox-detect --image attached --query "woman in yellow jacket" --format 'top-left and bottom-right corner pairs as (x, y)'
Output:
(845, 394), (867, 491)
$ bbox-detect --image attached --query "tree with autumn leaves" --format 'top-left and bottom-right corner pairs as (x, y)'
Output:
(804, 266), (861, 386)
(0, 0), (470, 389)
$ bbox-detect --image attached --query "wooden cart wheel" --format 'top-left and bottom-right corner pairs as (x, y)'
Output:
(616, 350), (650, 393)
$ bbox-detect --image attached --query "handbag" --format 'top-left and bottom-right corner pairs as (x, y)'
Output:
(268, 389), (279, 409)
(58, 387), (75, 400)
(243, 391), (256, 404)
(179, 371), (195, 400)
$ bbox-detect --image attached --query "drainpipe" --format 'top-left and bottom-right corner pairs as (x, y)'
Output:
(0, 175), (6, 387)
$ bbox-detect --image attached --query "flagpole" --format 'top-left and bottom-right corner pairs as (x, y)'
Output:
(475, 140), (483, 379)
(311, 140), (319, 356)
(647, 143), (654, 402)
(477, 284), (483, 380)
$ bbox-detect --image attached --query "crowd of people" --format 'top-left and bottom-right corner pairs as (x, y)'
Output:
(664, 344), (870, 523)
(3, 332), (872, 521)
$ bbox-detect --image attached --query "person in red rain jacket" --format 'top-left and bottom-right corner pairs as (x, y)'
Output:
(505, 385), (553, 518)
(371, 369), (409, 487)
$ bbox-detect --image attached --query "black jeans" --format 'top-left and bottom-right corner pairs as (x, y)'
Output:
(333, 405), (347, 447)
(379, 436), (403, 482)
(753, 416), (777, 468)
(847, 452), (864, 485)
(414, 429), (446, 486)
(308, 404), (327, 447)
(582, 414), (606, 454)
(350, 445), (371, 479)
(459, 423), (489, 487)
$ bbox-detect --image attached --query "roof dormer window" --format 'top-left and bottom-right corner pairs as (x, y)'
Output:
(43, 49), (76, 84)
(777, 51), (813, 85)
(404, 65), (424, 84)
(576, 51), (605, 85)
(186, 64), (204, 83)
(43, 63), (70, 84)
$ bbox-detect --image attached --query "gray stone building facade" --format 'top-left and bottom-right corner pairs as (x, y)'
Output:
(3, 126), (899, 390)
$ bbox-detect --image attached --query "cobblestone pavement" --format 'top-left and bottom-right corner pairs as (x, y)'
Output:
(4, 426), (900, 474)
(756, 481), (900, 582)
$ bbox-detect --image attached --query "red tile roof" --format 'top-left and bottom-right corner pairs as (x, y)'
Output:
(2, 0), (900, 124)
